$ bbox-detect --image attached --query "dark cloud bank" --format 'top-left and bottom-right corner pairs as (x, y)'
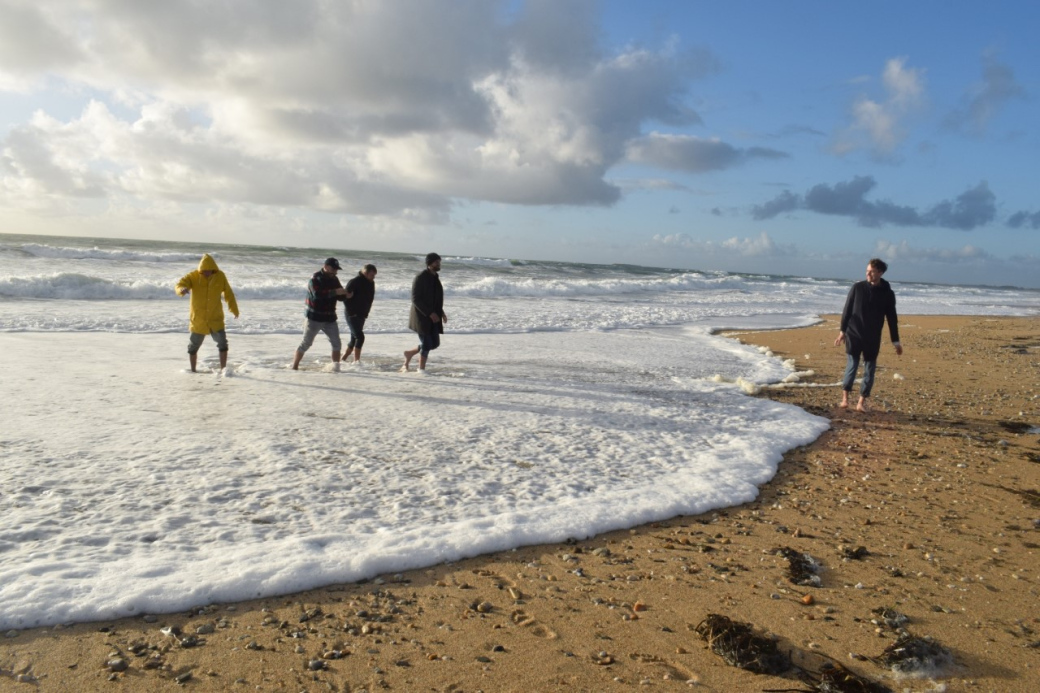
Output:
(752, 176), (1007, 231)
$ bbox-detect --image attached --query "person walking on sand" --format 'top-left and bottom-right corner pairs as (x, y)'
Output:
(176, 253), (239, 373)
(292, 258), (349, 371)
(834, 258), (902, 412)
(403, 253), (446, 372)
(342, 264), (377, 364)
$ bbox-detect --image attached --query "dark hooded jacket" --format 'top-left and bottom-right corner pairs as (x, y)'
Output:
(840, 278), (899, 361)
(305, 269), (343, 322)
(344, 272), (375, 319)
(408, 269), (444, 336)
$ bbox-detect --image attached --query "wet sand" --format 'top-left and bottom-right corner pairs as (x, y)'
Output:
(2, 315), (1038, 692)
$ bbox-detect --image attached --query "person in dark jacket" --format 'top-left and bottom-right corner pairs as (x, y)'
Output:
(834, 258), (903, 411)
(342, 264), (377, 364)
(292, 258), (348, 371)
(402, 253), (446, 372)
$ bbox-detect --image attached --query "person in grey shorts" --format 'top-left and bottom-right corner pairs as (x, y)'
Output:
(291, 258), (348, 370)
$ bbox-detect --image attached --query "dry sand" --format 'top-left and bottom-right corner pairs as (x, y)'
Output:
(2, 315), (1038, 692)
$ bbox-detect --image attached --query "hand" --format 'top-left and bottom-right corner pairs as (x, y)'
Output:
(833, 332), (845, 347)
(335, 288), (347, 296)
(346, 291), (354, 298)
(441, 312), (447, 324)
(430, 312), (441, 323)
(234, 313), (240, 320)
(178, 289), (189, 296)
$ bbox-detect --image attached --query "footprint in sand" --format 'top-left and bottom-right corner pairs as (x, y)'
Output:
(628, 653), (696, 683)
(510, 609), (557, 639)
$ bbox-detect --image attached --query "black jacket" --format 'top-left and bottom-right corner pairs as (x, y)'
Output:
(408, 269), (444, 335)
(305, 269), (343, 322)
(840, 279), (899, 360)
(344, 272), (375, 319)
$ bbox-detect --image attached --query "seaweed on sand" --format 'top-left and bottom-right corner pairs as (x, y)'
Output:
(872, 633), (953, 675)
(764, 662), (892, 693)
(775, 547), (822, 586)
(694, 613), (791, 675)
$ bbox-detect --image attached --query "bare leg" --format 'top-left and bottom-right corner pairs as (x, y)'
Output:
(403, 347), (419, 372)
(292, 349), (304, 370)
(856, 396), (869, 412)
(332, 350), (341, 363)
(220, 351), (228, 369)
(352, 348), (361, 363)
(419, 354), (428, 371)
(189, 353), (197, 373)
(839, 390), (849, 408)
(343, 347), (353, 361)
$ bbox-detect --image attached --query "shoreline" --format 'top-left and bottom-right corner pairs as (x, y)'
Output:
(2, 315), (1038, 692)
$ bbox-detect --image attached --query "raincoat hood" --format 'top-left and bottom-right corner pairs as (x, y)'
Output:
(198, 254), (219, 272)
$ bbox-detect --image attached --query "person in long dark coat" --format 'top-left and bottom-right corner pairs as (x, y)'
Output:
(403, 253), (446, 372)
(834, 258), (903, 411)
(343, 264), (377, 363)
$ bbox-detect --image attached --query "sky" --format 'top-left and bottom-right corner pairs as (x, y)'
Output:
(1, 1), (1038, 288)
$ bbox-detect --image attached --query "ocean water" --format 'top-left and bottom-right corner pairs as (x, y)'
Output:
(3, 233), (1037, 335)
(0, 233), (1036, 630)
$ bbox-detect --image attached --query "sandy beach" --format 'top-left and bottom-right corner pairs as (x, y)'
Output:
(2, 315), (1038, 692)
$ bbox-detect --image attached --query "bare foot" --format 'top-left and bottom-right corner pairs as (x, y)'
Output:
(839, 393), (849, 409)
(856, 397), (869, 412)
(403, 348), (419, 372)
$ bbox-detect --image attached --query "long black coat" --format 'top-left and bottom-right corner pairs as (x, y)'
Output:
(344, 272), (375, 319)
(840, 278), (899, 360)
(408, 269), (444, 336)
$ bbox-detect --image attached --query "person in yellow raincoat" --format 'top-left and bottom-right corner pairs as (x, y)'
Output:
(175, 254), (240, 372)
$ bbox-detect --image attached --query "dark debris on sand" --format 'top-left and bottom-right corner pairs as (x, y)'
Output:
(872, 632), (953, 675)
(765, 662), (893, 693)
(870, 607), (909, 630)
(775, 547), (822, 586)
(841, 545), (870, 560)
(694, 613), (791, 675)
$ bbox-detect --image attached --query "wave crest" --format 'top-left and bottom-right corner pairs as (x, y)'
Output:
(20, 243), (201, 263)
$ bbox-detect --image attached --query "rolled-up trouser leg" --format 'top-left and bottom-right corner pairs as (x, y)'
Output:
(842, 352), (860, 391)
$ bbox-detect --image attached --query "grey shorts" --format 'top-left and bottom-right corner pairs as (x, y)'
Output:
(298, 319), (341, 353)
(188, 330), (228, 354)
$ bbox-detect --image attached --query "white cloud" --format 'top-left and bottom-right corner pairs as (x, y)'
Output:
(833, 57), (925, 157)
(945, 52), (1026, 135)
(651, 231), (793, 257)
(0, 1), (716, 218)
(874, 239), (992, 263)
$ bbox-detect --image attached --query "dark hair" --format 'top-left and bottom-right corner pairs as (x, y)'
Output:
(868, 258), (888, 274)
(425, 252), (441, 267)
(363, 264), (377, 274)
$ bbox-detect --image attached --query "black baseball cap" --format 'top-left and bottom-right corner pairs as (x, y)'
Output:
(324, 257), (342, 269)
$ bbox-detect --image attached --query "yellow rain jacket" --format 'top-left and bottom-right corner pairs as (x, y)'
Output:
(175, 254), (239, 334)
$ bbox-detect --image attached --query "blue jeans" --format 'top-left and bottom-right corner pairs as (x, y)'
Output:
(418, 331), (440, 356)
(346, 315), (366, 350)
(842, 353), (877, 398)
